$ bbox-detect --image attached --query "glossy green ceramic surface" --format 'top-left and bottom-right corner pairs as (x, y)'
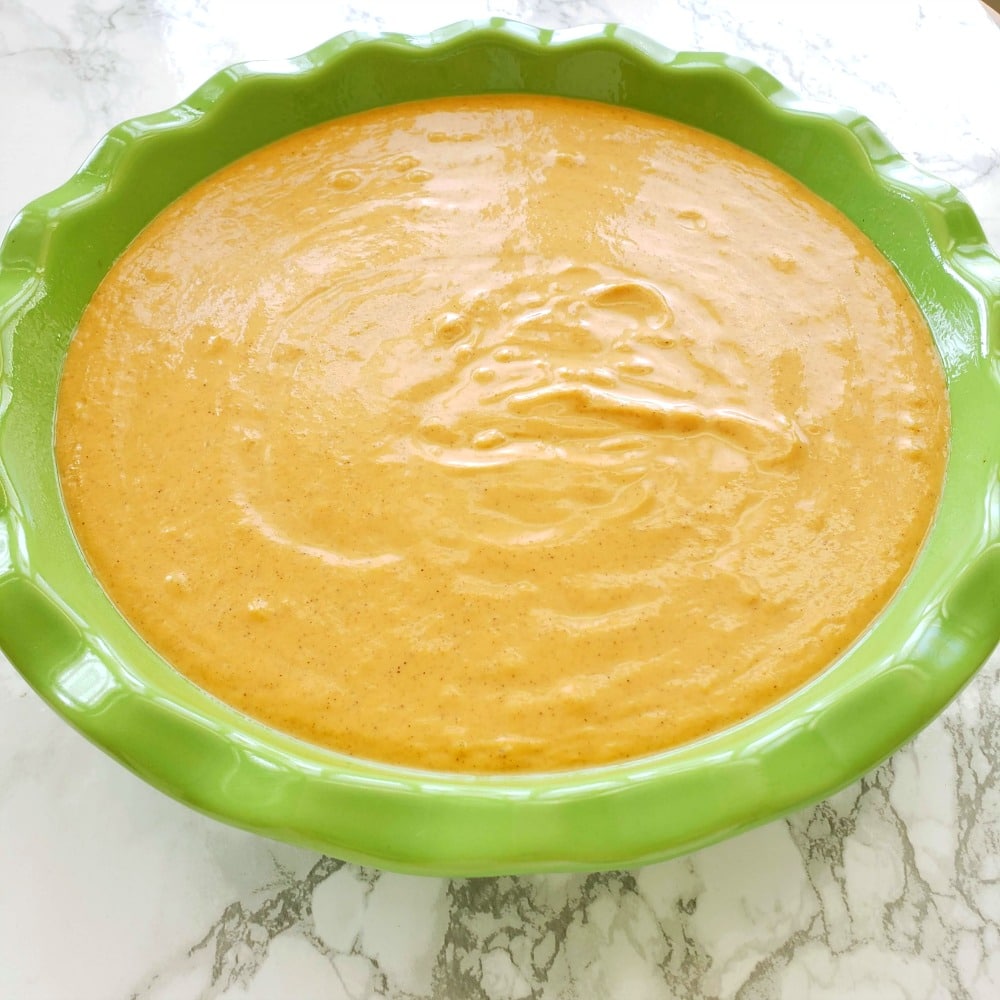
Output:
(1, 20), (999, 876)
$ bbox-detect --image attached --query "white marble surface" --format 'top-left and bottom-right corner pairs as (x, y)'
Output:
(1, 1), (999, 997)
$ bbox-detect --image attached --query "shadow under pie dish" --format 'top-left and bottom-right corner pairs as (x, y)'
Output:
(0, 20), (998, 875)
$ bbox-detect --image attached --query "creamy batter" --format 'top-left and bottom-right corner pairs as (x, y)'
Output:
(56, 95), (949, 772)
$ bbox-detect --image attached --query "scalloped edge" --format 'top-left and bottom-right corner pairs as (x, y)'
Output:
(1, 19), (999, 876)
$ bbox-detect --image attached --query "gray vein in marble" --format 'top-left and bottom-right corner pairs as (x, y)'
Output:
(196, 856), (345, 992)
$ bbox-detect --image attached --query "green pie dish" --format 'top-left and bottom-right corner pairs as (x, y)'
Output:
(1, 20), (998, 876)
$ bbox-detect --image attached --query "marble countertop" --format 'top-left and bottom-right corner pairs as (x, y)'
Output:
(2, 1), (999, 997)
